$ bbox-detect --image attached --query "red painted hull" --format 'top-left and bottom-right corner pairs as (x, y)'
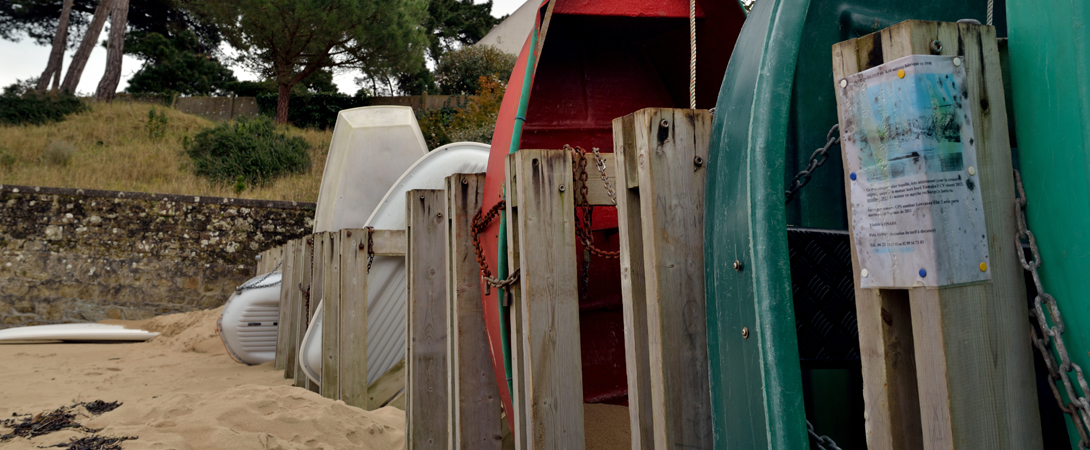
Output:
(479, 0), (745, 425)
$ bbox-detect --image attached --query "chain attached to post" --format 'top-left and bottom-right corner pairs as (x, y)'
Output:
(807, 420), (843, 450)
(785, 124), (841, 205)
(1016, 171), (1090, 448)
(470, 199), (520, 295)
(236, 260), (283, 292)
(365, 226), (375, 273)
(591, 146), (617, 205)
(567, 145), (620, 259)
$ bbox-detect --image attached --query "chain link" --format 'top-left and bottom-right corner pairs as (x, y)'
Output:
(590, 147), (617, 205)
(1016, 171), (1090, 448)
(470, 199), (520, 295)
(365, 227), (375, 273)
(785, 124), (841, 205)
(807, 420), (843, 450)
(237, 260), (283, 292)
(567, 145), (620, 259)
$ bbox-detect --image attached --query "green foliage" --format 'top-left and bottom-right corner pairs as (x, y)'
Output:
(184, 116), (312, 184)
(435, 45), (516, 94)
(254, 91), (370, 130)
(396, 67), (438, 96)
(417, 75), (505, 148)
(191, 0), (429, 123)
(423, 0), (500, 62)
(0, 79), (87, 126)
(233, 175), (247, 193)
(147, 107), (168, 140)
(42, 139), (76, 166)
(125, 31), (237, 96)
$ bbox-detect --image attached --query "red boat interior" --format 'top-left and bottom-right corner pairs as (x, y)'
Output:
(513, 0), (746, 405)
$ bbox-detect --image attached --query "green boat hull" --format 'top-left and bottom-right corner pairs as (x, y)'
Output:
(1007, 0), (1090, 447)
(704, 0), (998, 447)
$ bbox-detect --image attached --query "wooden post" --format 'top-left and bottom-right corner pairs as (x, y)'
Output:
(613, 108), (713, 449)
(504, 154), (530, 450)
(505, 149), (585, 449)
(405, 189), (449, 450)
(339, 228), (369, 408)
(286, 238), (305, 381)
(445, 173), (504, 449)
(832, 20), (1043, 449)
(295, 235), (316, 390)
(321, 231), (341, 398)
(275, 240), (297, 371)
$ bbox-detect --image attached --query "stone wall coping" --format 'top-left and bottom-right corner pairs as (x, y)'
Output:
(0, 184), (316, 210)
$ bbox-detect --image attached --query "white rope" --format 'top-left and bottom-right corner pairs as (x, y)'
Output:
(986, 0), (994, 26)
(689, 0), (696, 109)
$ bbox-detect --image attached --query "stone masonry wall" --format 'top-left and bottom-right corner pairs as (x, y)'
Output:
(0, 184), (314, 328)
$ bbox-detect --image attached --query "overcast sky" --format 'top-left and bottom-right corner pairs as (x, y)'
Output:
(0, 0), (526, 95)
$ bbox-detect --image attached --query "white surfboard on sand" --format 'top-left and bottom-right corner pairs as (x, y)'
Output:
(300, 141), (490, 386)
(0, 323), (158, 343)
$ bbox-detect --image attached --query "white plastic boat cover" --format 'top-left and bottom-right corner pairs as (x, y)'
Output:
(312, 106), (428, 233)
(0, 323), (158, 342)
(217, 271), (283, 365)
(301, 142), (490, 386)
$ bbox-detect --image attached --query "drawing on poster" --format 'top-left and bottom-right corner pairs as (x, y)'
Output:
(838, 54), (990, 288)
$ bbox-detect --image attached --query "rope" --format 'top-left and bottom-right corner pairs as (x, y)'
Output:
(689, 0), (696, 109)
(986, 0), (993, 26)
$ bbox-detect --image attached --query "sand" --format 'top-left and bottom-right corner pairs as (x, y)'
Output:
(0, 307), (629, 449)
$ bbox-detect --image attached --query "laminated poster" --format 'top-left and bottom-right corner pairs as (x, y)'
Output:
(837, 54), (990, 289)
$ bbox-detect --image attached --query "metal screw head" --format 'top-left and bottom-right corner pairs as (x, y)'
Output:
(559, 184), (566, 192)
(437, 213), (443, 218)
(346, 230), (352, 237)
(694, 156), (704, 166)
(742, 327), (750, 339)
(660, 119), (669, 128)
(462, 178), (469, 185)
(733, 260), (744, 272)
(967, 166), (977, 176)
(953, 57), (962, 67)
(930, 39), (943, 54)
(839, 79), (847, 88)
(420, 194), (425, 200)
(861, 268), (869, 278)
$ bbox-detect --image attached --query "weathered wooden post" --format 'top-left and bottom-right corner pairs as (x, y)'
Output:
(295, 235), (317, 391)
(405, 189), (450, 450)
(832, 20), (1042, 449)
(275, 240), (297, 372)
(445, 173), (505, 449)
(286, 238), (305, 381)
(613, 108), (713, 450)
(321, 231), (341, 398)
(504, 149), (585, 449)
(338, 228), (369, 408)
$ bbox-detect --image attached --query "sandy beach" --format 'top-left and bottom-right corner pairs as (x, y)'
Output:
(0, 307), (630, 449)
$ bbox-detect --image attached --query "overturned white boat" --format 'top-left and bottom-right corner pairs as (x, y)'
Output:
(299, 141), (490, 385)
(0, 323), (158, 343)
(219, 106), (429, 366)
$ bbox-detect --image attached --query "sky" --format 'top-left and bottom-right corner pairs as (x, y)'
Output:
(0, 0), (527, 95)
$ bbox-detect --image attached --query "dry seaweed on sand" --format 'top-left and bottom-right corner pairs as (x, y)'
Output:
(0, 406), (99, 441)
(80, 401), (122, 415)
(41, 435), (137, 450)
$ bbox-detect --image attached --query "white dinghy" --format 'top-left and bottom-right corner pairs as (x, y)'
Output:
(219, 106), (429, 365)
(299, 142), (490, 386)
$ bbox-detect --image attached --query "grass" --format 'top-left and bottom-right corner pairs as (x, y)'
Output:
(0, 101), (331, 203)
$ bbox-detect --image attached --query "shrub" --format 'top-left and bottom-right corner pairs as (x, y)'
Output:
(417, 75), (505, 148)
(0, 80), (88, 126)
(147, 107), (169, 140)
(42, 140), (77, 166)
(435, 45), (516, 95)
(184, 116), (312, 185)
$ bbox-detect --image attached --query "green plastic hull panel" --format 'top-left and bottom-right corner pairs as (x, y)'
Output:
(705, 1), (997, 448)
(1007, 1), (1090, 447)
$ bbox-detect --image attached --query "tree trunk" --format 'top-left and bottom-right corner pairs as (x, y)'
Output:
(94, 0), (129, 101)
(60, 0), (116, 94)
(37, 0), (74, 92)
(276, 82), (291, 125)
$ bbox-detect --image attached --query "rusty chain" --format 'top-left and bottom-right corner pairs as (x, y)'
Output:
(591, 146), (617, 205)
(470, 199), (520, 294)
(1016, 171), (1090, 448)
(567, 145), (620, 259)
(365, 226), (375, 273)
(785, 124), (841, 205)
(236, 260), (282, 292)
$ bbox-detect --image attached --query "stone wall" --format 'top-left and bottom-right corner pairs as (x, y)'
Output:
(0, 185), (314, 328)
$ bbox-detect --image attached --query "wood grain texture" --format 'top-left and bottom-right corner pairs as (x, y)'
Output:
(322, 232), (341, 398)
(275, 241), (297, 372)
(340, 229), (369, 408)
(505, 155), (530, 450)
(446, 173), (504, 450)
(833, 20), (1043, 450)
(632, 108), (714, 449)
(372, 229), (407, 256)
(507, 150), (585, 450)
(405, 190), (450, 450)
(294, 236), (315, 389)
(367, 359), (405, 410)
(572, 152), (617, 206)
(611, 113), (652, 450)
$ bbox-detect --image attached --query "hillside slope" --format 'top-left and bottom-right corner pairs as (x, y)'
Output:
(0, 102), (331, 202)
